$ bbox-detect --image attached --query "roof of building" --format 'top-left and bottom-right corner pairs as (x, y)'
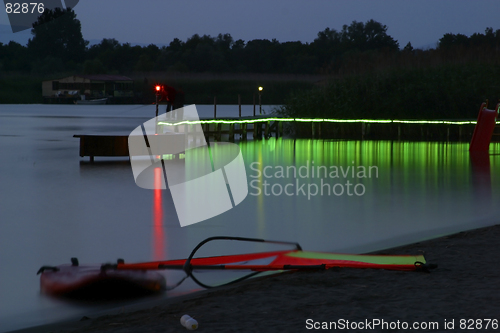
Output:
(76, 74), (133, 81)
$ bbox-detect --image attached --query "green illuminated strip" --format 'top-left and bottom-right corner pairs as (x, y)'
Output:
(158, 118), (293, 126)
(288, 251), (426, 265)
(158, 118), (481, 126)
(393, 120), (475, 125)
(322, 119), (392, 123)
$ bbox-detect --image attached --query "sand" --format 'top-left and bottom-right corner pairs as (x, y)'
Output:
(15, 225), (500, 332)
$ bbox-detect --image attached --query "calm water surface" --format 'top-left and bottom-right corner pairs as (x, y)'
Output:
(1, 104), (499, 332)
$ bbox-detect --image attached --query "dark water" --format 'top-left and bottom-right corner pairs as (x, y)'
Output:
(1, 105), (499, 332)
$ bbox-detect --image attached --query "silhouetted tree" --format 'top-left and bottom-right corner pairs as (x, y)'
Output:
(0, 41), (31, 72)
(243, 39), (278, 72)
(340, 19), (399, 52)
(311, 27), (341, 70)
(27, 7), (87, 63)
(438, 33), (469, 48)
(403, 42), (414, 52)
(7, 16), (500, 78)
(229, 39), (246, 71)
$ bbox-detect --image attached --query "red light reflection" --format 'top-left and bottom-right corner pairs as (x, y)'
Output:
(153, 167), (165, 260)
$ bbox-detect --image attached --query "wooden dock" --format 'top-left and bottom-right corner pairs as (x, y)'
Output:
(192, 116), (478, 142)
(196, 116), (284, 142)
(74, 134), (130, 162)
(74, 132), (186, 162)
(74, 116), (481, 161)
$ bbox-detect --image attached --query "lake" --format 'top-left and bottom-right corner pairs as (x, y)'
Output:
(1, 104), (499, 332)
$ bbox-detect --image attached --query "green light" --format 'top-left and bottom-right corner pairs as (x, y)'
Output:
(295, 118), (325, 123)
(157, 118), (480, 126)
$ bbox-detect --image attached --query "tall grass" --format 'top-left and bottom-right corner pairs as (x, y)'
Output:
(0, 75), (43, 103)
(279, 62), (500, 120)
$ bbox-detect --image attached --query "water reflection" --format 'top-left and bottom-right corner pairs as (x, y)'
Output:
(75, 138), (498, 256)
(153, 167), (166, 260)
(238, 139), (499, 252)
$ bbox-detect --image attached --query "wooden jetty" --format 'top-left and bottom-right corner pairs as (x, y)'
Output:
(190, 116), (478, 142)
(74, 132), (185, 162)
(74, 115), (483, 162)
(192, 116), (284, 142)
(74, 134), (129, 162)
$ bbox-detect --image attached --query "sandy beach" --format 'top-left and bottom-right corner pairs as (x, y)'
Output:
(15, 224), (500, 332)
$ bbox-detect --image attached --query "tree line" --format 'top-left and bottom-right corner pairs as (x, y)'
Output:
(1, 7), (500, 77)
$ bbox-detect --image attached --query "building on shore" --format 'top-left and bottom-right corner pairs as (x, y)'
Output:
(42, 75), (135, 104)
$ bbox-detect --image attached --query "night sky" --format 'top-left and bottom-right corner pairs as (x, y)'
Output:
(1, 0), (499, 48)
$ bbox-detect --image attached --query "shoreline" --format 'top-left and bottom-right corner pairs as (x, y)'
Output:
(13, 224), (500, 332)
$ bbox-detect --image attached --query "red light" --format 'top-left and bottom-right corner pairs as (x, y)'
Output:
(155, 85), (161, 91)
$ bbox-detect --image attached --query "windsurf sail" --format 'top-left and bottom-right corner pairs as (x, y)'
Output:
(107, 236), (433, 289)
(39, 237), (434, 295)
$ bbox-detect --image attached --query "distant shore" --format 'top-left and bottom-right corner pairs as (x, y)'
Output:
(0, 72), (319, 105)
(16, 223), (500, 333)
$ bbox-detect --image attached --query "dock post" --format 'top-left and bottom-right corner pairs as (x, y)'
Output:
(238, 94), (241, 118)
(264, 121), (270, 139)
(253, 94), (256, 116)
(259, 89), (262, 115)
(216, 123), (220, 141)
(242, 123), (247, 141)
(155, 90), (159, 117)
(214, 96), (217, 119)
(278, 121), (283, 138)
(204, 123), (209, 141)
(229, 123), (235, 142)
(311, 122), (315, 139)
(254, 122), (262, 140)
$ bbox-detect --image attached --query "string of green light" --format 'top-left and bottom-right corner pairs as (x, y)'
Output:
(157, 118), (480, 126)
